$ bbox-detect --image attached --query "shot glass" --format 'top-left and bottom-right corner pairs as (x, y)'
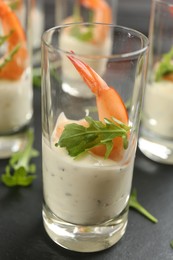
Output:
(55, 0), (118, 26)
(41, 23), (148, 252)
(0, 0), (33, 158)
(139, 0), (173, 164)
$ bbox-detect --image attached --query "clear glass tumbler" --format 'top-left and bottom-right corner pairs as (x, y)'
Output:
(41, 23), (149, 252)
(0, 0), (33, 158)
(139, 0), (173, 164)
(55, 0), (118, 26)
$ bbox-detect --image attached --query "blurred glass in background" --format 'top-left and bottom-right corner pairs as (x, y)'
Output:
(139, 0), (173, 164)
(0, 0), (33, 158)
(55, 0), (118, 25)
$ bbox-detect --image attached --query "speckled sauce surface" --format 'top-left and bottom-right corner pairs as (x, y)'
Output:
(42, 136), (134, 225)
(0, 69), (33, 133)
(143, 81), (173, 138)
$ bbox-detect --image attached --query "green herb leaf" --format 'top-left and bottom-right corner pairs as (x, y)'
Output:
(155, 47), (173, 81)
(70, 25), (93, 42)
(129, 188), (158, 224)
(170, 240), (173, 249)
(0, 31), (14, 46)
(70, 1), (93, 43)
(1, 129), (39, 187)
(56, 116), (130, 158)
(0, 43), (20, 69)
(9, 0), (20, 10)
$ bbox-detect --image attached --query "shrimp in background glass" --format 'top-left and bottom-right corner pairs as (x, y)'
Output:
(0, 0), (33, 158)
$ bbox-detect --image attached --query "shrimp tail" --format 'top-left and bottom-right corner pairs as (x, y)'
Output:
(68, 54), (129, 161)
(68, 55), (108, 95)
(68, 54), (128, 124)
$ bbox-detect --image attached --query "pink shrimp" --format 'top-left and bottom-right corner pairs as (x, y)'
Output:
(62, 0), (112, 43)
(169, 6), (173, 16)
(0, 0), (28, 80)
(67, 55), (129, 161)
(80, 0), (112, 42)
(80, 0), (112, 24)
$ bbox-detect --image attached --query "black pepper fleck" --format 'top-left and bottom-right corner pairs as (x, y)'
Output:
(65, 192), (72, 197)
(97, 199), (101, 205)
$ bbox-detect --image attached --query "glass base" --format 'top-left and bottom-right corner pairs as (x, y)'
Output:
(42, 204), (128, 253)
(0, 130), (29, 159)
(139, 128), (173, 164)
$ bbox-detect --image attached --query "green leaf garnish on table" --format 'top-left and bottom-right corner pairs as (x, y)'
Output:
(56, 116), (130, 158)
(170, 240), (173, 249)
(155, 47), (173, 81)
(33, 67), (41, 88)
(129, 188), (158, 224)
(1, 129), (39, 187)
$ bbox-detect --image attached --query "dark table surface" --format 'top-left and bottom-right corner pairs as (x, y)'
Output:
(1, 1), (173, 260)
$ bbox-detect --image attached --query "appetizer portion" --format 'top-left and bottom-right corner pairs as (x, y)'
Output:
(59, 0), (112, 97)
(143, 47), (173, 137)
(43, 56), (135, 225)
(0, 1), (32, 134)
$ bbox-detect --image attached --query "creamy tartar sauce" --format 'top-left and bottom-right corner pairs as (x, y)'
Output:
(0, 70), (33, 134)
(42, 136), (134, 225)
(143, 80), (173, 138)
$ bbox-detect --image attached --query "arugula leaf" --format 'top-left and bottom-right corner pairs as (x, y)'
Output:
(0, 31), (14, 46)
(70, 25), (93, 42)
(129, 188), (158, 224)
(8, 0), (20, 10)
(0, 43), (20, 69)
(56, 116), (130, 158)
(70, 2), (94, 42)
(1, 129), (39, 187)
(155, 47), (173, 81)
(170, 240), (173, 249)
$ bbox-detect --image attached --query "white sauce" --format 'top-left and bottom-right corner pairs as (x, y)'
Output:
(31, 4), (44, 49)
(0, 70), (33, 134)
(143, 81), (173, 137)
(42, 136), (134, 225)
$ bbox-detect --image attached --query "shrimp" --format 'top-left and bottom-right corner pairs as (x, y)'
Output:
(80, 0), (112, 43)
(54, 112), (88, 142)
(169, 6), (173, 16)
(80, 0), (112, 24)
(62, 0), (112, 43)
(67, 55), (128, 161)
(0, 0), (28, 80)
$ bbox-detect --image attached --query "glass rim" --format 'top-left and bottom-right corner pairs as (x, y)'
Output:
(42, 22), (149, 59)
